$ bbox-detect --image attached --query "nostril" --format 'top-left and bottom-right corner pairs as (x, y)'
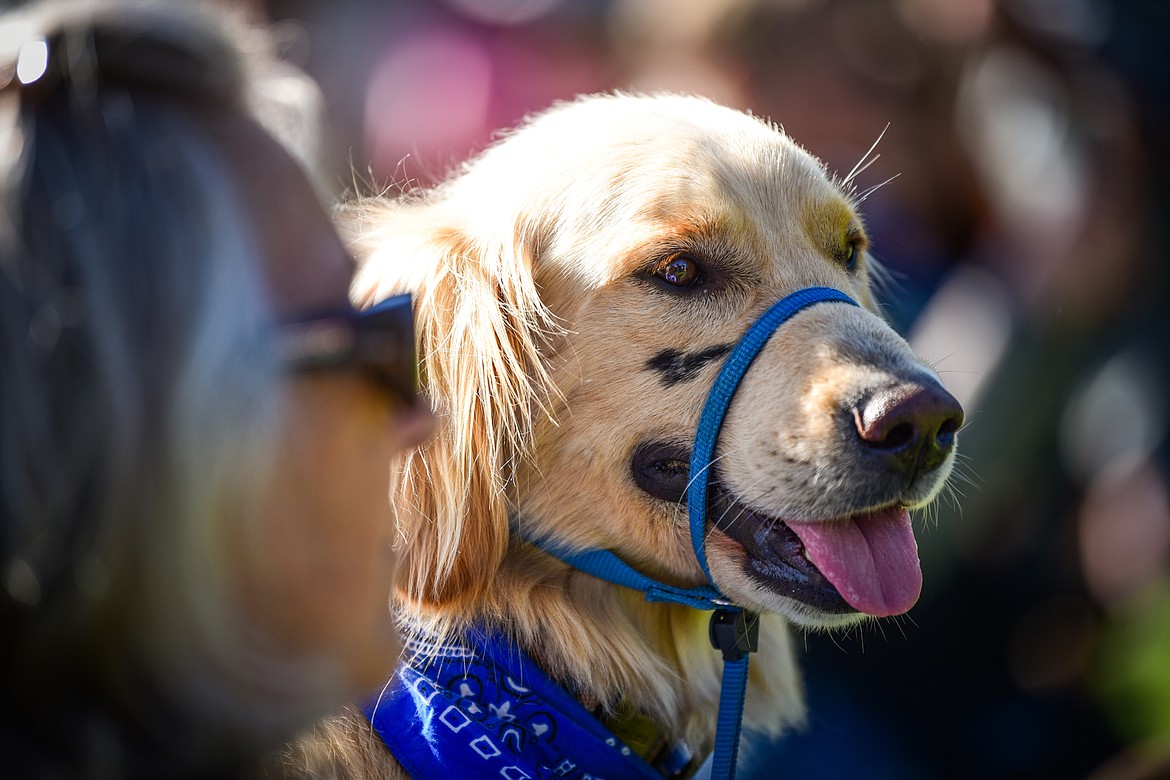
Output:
(873, 421), (915, 452)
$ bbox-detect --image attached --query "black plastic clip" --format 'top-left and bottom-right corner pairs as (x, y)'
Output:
(708, 609), (759, 662)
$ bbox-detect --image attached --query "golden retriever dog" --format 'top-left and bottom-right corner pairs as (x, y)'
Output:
(288, 93), (962, 779)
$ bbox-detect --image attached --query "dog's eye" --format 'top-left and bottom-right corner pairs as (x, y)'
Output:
(653, 253), (702, 288)
(840, 238), (863, 272)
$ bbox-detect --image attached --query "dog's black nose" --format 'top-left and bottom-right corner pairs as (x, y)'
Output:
(853, 381), (963, 475)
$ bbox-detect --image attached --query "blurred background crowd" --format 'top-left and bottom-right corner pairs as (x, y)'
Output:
(250, 0), (1167, 777)
(24, 0), (1170, 776)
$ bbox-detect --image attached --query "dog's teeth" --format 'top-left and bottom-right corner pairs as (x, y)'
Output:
(801, 548), (813, 563)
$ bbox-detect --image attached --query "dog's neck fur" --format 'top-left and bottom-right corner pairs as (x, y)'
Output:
(399, 543), (806, 761)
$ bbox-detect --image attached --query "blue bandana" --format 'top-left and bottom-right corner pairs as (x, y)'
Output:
(364, 630), (692, 779)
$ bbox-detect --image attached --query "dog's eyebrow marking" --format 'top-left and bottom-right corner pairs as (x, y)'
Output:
(645, 344), (733, 387)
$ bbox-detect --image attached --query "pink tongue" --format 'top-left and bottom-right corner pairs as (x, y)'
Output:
(785, 508), (922, 617)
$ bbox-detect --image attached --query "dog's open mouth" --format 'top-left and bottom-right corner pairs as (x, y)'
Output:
(709, 486), (921, 617)
(631, 442), (922, 617)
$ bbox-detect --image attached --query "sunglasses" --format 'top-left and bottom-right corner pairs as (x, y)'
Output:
(279, 293), (419, 405)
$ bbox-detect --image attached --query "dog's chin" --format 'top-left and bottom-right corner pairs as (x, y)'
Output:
(705, 530), (866, 631)
(706, 493), (857, 624)
(707, 482), (925, 624)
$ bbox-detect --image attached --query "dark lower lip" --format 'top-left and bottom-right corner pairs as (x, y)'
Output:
(709, 486), (854, 614)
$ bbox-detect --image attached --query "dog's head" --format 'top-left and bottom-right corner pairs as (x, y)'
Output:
(350, 93), (962, 631)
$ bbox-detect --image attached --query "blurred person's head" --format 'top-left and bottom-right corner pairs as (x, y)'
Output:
(0, 2), (430, 775)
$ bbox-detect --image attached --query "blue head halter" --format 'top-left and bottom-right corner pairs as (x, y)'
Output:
(528, 286), (859, 779)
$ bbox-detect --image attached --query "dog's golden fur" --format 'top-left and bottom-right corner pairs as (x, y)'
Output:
(285, 93), (959, 778)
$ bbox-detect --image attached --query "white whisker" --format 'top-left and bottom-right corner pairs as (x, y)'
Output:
(843, 124), (890, 187)
(856, 173), (900, 203)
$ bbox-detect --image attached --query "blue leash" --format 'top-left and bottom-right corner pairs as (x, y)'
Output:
(532, 286), (859, 779)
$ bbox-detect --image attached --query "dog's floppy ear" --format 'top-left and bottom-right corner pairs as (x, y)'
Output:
(345, 198), (558, 614)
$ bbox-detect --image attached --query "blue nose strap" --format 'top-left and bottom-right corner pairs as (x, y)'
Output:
(528, 285), (859, 779)
(688, 286), (859, 579)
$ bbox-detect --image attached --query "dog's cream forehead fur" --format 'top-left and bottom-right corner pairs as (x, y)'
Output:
(440, 94), (865, 294)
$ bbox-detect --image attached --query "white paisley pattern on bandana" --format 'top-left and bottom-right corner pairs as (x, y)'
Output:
(362, 629), (665, 779)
